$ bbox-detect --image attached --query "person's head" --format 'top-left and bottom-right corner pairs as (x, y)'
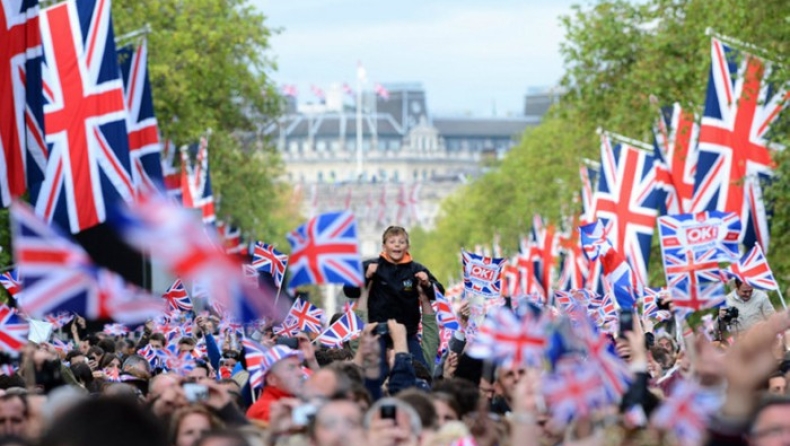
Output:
(99, 354), (122, 370)
(649, 346), (673, 374)
(118, 339), (136, 357)
(396, 389), (437, 432)
(65, 350), (85, 367)
(655, 333), (678, 354)
(69, 362), (93, 389)
(39, 397), (167, 446)
(122, 354), (151, 379)
(0, 394), (27, 438)
(303, 367), (352, 401)
(188, 361), (211, 380)
(364, 398), (421, 443)
(148, 374), (186, 421)
(86, 346), (104, 369)
(149, 333), (167, 350)
(495, 366), (525, 403)
(431, 392), (461, 428)
(97, 338), (116, 355)
(748, 395), (790, 446)
(308, 399), (365, 446)
(381, 226), (410, 262)
(735, 279), (756, 302)
(169, 405), (224, 446)
(177, 337), (196, 352)
(431, 378), (480, 417)
(768, 371), (787, 396)
(263, 348), (304, 397)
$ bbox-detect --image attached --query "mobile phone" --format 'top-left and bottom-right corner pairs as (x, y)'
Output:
(618, 311), (634, 337)
(657, 296), (670, 311)
(380, 404), (397, 421)
(375, 324), (389, 337)
(292, 403), (317, 426)
(183, 383), (209, 403)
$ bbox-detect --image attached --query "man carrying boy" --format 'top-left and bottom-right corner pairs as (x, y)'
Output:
(344, 226), (444, 365)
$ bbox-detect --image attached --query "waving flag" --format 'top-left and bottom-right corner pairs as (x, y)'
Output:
(579, 220), (614, 261)
(692, 38), (789, 252)
(462, 251), (506, 298)
(281, 298), (324, 334)
(180, 138), (215, 225)
(315, 311), (364, 347)
(557, 218), (589, 291)
(660, 246), (724, 311)
(0, 304), (29, 353)
(651, 380), (719, 446)
(252, 242), (288, 289)
(467, 306), (547, 368)
(592, 134), (662, 287)
(516, 236), (543, 297)
(1, 0), (47, 207)
(44, 311), (73, 329)
(726, 244), (778, 290)
(431, 285), (459, 331)
(658, 211), (741, 261)
(542, 358), (606, 426)
(531, 215), (558, 296)
(242, 338), (267, 389)
(642, 288), (671, 321)
(102, 323), (128, 336)
(161, 139), (180, 202)
(374, 83), (390, 100)
(218, 222), (244, 255)
(577, 315), (631, 401)
(12, 201), (164, 322)
(162, 279), (192, 312)
(0, 269), (22, 298)
(35, 0), (135, 233)
(286, 211), (363, 290)
(653, 103), (699, 215)
(118, 39), (163, 196)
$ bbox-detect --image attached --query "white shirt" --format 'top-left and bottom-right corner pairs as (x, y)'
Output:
(724, 289), (776, 332)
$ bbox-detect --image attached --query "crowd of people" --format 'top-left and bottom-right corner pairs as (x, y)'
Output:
(1, 226), (790, 446)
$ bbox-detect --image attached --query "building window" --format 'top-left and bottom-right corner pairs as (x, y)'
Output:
(316, 140), (327, 152)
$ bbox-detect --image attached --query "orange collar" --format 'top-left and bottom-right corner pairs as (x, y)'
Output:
(380, 251), (412, 264)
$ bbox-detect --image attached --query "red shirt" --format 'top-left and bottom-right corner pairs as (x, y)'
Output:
(246, 385), (292, 422)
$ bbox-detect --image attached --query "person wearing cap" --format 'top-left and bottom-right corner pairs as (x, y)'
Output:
(245, 346), (304, 423)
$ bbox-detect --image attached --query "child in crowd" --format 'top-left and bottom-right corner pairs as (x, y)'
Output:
(344, 225), (444, 363)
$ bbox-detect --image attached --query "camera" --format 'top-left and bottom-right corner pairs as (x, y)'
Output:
(721, 307), (739, 323)
(183, 383), (209, 403)
(375, 324), (389, 337)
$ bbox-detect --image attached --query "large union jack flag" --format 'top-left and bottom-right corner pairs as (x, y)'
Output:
(653, 103), (699, 215)
(592, 134), (662, 288)
(118, 39), (163, 197)
(35, 0), (135, 233)
(531, 214), (559, 296)
(1, 0), (47, 208)
(462, 251), (506, 298)
(658, 211), (741, 262)
(180, 137), (215, 224)
(726, 244), (777, 291)
(661, 247), (723, 310)
(0, 304), (29, 353)
(251, 242), (288, 289)
(0, 269), (22, 298)
(651, 380), (719, 446)
(286, 211), (363, 290)
(692, 38), (789, 252)
(11, 201), (164, 322)
(557, 216), (589, 291)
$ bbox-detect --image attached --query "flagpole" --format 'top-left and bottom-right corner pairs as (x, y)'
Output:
(776, 288), (788, 311)
(114, 24), (152, 45)
(705, 28), (775, 60)
(596, 128), (654, 153)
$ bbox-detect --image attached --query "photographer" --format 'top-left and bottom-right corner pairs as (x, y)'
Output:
(719, 279), (776, 334)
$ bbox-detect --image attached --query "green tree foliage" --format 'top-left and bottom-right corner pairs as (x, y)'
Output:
(414, 0), (790, 288)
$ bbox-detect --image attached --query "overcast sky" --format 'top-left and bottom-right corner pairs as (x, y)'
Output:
(251, 0), (581, 117)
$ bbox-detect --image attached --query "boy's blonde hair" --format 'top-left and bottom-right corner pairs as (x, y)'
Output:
(382, 226), (409, 246)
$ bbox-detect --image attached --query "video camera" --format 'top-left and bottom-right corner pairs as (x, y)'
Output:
(721, 307), (739, 323)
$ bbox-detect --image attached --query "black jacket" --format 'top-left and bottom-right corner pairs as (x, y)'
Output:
(344, 256), (444, 335)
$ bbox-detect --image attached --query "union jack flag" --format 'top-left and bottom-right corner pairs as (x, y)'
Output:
(579, 163), (599, 224)
(501, 262), (519, 297)
(163, 344), (195, 375)
(431, 285), (459, 331)
(516, 236), (543, 297)
(592, 134), (662, 287)
(44, 311), (73, 329)
(251, 242), (288, 289)
(281, 84), (298, 98)
(642, 288), (671, 321)
(102, 323), (127, 336)
(315, 311), (364, 347)
(137, 344), (161, 369)
(542, 357), (606, 426)
(242, 338), (267, 389)
(0, 269), (22, 298)
(0, 304), (29, 353)
(596, 292), (618, 328)
(280, 298), (324, 334)
(162, 278), (192, 312)
(118, 39), (162, 197)
(49, 337), (71, 354)
(692, 38), (789, 252)
(374, 83), (390, 100)
(286, 211), (363, 290)
(467, 306), (547, 368)
(726, 243), (777, 290)
(658, 211), (741, 262)
(103, 367), (135, 383)
(35, 0), (135, 233)
(531, 214), (559, 296)
(661, 247), (723, 311)
(11, 201), (164, 323)
(652, 102), (699, 215)
(579, 219), (614, 262)
(180, 138), (215, 224)
(557, 217), (589, 291)
(462, 251), (505, 298)
(1, 0), (47, 208)
(160, 139), (180, 202)
(577, 314), (631, 402)
(651, 380), (719, 446)
(217, 221), (244, 255)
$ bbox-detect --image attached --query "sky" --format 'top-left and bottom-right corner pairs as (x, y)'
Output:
(251, 0), (581, 117)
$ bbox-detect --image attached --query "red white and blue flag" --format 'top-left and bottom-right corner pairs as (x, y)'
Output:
(180, 138), (215, 225)
(651, 380), (718, 446)
(542, 357), (606, 426)
(162, 278), (192, 312)
(531, 214), (558, 297)
(431, 285), (460, 331)
(467, 306), (547, 368)
(251, 242), (288, 289)
(726, 244), (778, 291)
(242, 338), (267, 389)
(642, 288), (671, 321)
(579, 163), (598, 224)
(557, 217), (589, 291)
(0, 269), (22, 298)
(653, 103), (699, 215)
(315, 311), (364, 347)
(35, 0), (135, 233)
(280, 298), (324, 334)
(0, 304), (29, 353)
(692, 38), (789, 252)
(11, 201), (164, 322)
(658, 211), (741, 262)
(286, 211), (363, 291)
(118, 39), (163, 197)
(1, 0), (47, 208)
(592, 134), (662, 287)
(462, 251), (506, 298)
